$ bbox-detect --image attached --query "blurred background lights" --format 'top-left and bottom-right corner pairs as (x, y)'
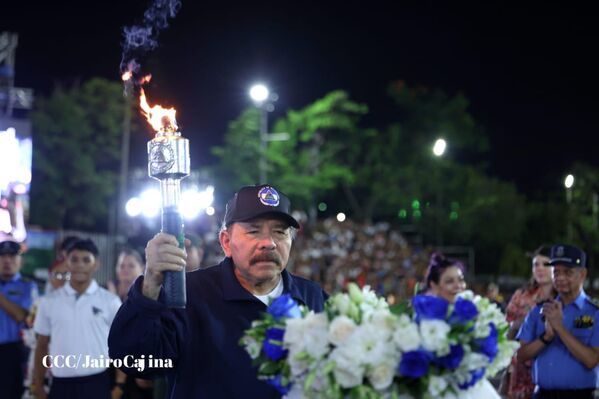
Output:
(140, 188), (161, 218)
(249, 84), (269, 103)
(125, 197), (142, 217)
(564, 174), (575, 189)
(433, 138), (447, 156)
(336, 212), (346, 222)
(126, 186), (214, 220)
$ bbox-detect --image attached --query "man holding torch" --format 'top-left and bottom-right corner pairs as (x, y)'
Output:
(109, 184), (328, 398)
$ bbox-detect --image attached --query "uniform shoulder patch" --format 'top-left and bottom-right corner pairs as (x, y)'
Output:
(585, 297), (599, 309)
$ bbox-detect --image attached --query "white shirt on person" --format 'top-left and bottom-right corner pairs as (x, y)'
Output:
(33, 279), (121, 377)
(254, 276), (284, 305)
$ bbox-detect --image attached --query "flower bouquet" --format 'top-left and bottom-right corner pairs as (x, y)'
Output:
(240, 283), (518, 399)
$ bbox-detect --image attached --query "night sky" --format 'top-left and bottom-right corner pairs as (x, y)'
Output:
(2, 0), (598, 197)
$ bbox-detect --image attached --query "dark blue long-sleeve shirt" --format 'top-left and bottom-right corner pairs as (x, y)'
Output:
(108, 257), (327, 399)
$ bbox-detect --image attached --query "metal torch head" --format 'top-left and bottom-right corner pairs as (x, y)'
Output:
(147, 132), (190, 180)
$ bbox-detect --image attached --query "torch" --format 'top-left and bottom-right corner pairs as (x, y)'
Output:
(141, 87), (189, 308)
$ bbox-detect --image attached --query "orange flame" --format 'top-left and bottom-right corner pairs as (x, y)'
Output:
(140, 74), (152, 84)
(122, 71), (132, 81)
(139, 88), (178, 133)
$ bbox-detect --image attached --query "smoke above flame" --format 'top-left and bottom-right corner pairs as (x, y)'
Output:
(120, 0), (181, 91)
(120, 0), (181, 133)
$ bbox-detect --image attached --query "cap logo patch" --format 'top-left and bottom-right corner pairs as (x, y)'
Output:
(556, 246), (564, 257)
(258, 186), (280, 207)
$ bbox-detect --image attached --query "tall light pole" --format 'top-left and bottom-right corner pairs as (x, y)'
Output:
(433, 138), (447, 246)
(565, 174), (575, 241)
(249, 83), (273, 184)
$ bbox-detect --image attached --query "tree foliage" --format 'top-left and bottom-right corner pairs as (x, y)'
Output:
(212, 91), (366, 219)
(210, 81), (581, 276)
(30, 78), (126, 231)
(210, 107), (263, 200)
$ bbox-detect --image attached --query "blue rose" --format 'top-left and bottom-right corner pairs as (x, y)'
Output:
(398, 350), (431, 378)
(263, 327), (288, 361)
(435, 344), (464, 370)
(458, 368), (485, 389)
(475, 323), (498, 362)
(449, 297), (478, 325)
(412, 295), (449, 321)
(266, 374), (291, 395)
(267, 294), (301, 320)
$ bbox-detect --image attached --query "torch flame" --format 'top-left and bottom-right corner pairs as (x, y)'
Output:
(139, 88), (178, 134)
(121, 71), (132, 81)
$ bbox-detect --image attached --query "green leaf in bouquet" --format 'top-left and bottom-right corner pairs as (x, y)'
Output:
(348, 302), (361, 323)
(324, 378), (341, 398)
(295, 350), (312, 362)
(349, 385), (381, 399)
(258, 360), (282, 376)
(389, 300), (411, 316)
(304, 369), (317, 391)
(322, 360), (336, 375)
(348, 283), (364, 304)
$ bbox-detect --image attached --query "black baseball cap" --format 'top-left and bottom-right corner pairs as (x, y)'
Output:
(0, 240), (22, 256)
(546, 244), (587, 268)
(224, 185), (300, 228)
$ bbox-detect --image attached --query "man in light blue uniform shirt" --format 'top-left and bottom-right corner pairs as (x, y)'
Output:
(518, 244), (599, 399)
(0, 239), (38, 399)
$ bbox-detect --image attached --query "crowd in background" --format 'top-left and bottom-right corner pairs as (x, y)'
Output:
(4, 215), (572, 399)
(201, 217), (494, 303)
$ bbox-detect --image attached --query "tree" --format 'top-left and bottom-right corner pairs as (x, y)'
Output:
(210, 107), (263, 200)
(567, 163), (599, 270)
(212, 91), (367, 221)
(268, 91), (367, 220)
(337, 81), (489, 222)
(30, 78), (126, 231)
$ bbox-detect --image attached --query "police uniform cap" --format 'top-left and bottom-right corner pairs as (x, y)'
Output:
(546, 244), (587, 268)
(0, 240), (22, 256)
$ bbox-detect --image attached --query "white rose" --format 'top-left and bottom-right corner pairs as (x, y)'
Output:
(460, 352), (489, 372)
(347, 323), (394, 366)
(367, 360), (396, 391)
(328, 315), (357, 346)
(287, 349), (311, 377)
(393, 321), (421, 352)
(369, 309), (395, 337)
(284, 312), (330, 360)
(284, 318), (307, 350)
(330, 347), (365, 388)
(302, 312), (330, 359)
(420, 319), (451, 355)
(427, 375), (448, 396)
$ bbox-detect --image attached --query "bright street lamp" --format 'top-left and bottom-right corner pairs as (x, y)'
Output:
(433, 138), (447, 157)
(249, 84), (269, 103)
(433, 138), (447, 246)
(249, 83), (275, 184)
(564, 174), (575, 240)
(564, 174), (575, 189)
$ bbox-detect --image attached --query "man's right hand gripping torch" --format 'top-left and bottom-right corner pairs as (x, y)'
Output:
(147, 129), (190, 308)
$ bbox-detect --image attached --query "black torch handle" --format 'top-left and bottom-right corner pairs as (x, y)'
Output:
(161, 207), (186, 308)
